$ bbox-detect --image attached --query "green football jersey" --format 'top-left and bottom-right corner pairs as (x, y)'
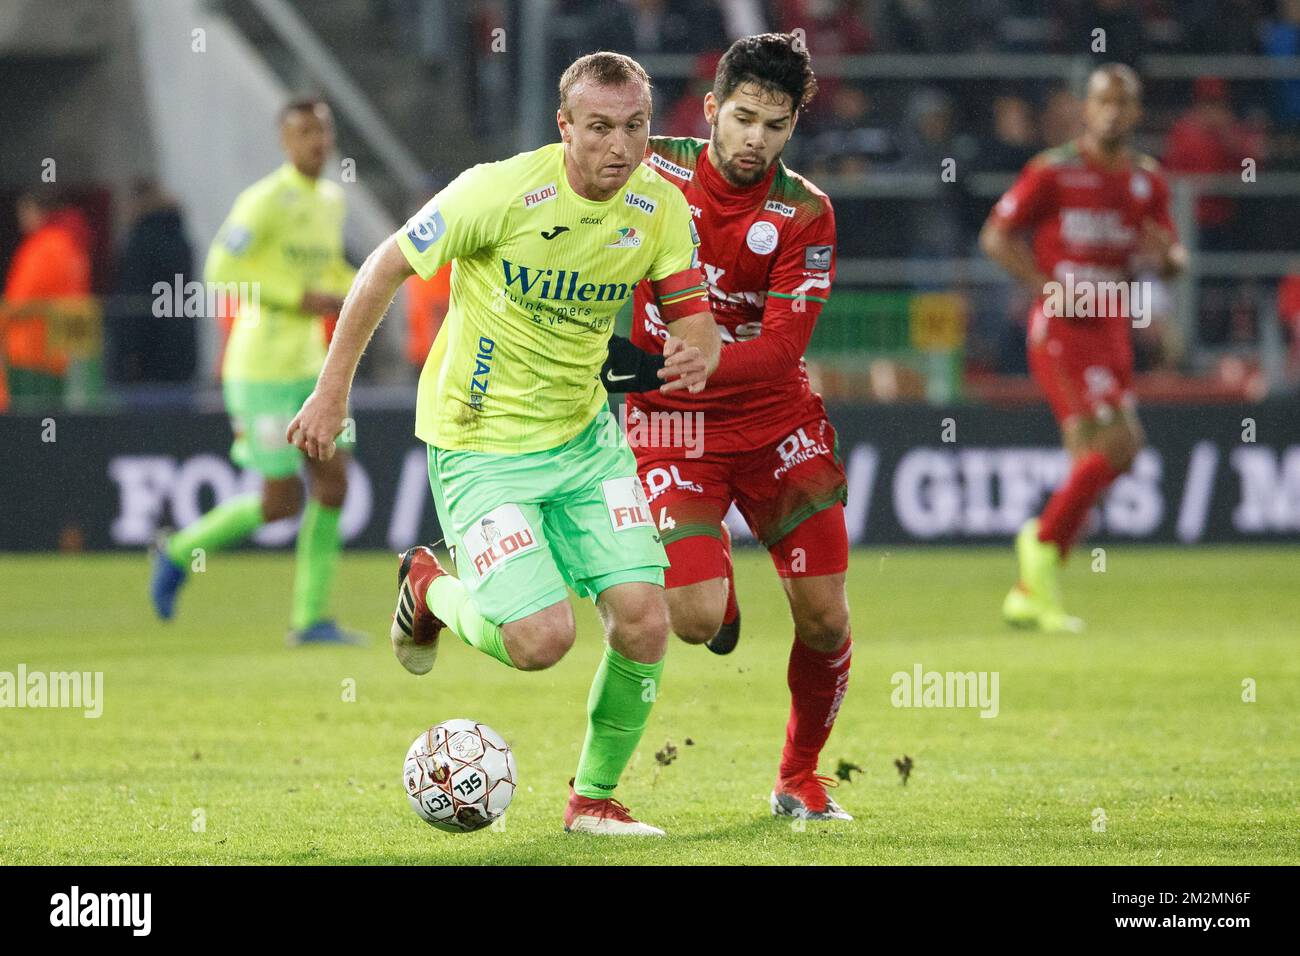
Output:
(207, 163), (356, 383)
(396, 141), (700, 454)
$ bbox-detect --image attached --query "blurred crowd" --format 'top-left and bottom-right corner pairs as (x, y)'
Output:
(5, 0), (1300, 409)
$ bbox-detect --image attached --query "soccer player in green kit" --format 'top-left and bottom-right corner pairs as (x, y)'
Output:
(288, 53), (721, 834)
(150, 98), (362, 645)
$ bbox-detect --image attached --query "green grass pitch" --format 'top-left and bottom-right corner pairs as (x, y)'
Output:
(1, 547), (1296, 865)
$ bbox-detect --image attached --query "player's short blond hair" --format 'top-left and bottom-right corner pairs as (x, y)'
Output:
(558, 51), (652, 116)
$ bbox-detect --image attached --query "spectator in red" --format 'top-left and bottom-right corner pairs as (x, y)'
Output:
(2, 188), (93, 411)
(1162, 77), (1268, 249)
(1279, 267), (1300, 384)
(777, 0), (871, 115)
(663, 51), (721, 139)
(778, 0), (871, 53)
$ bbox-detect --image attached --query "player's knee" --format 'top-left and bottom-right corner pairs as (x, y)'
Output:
(261, 481), (303, 522)
(1103, 432), (1141, 473)
(313, 473), (348, 509)
(613, 595), (671, 660)
(794, 604), (851, 653)
(509, 619), (576, 671)
(672, 606), (724, 645)
(667, 580), (727, 645)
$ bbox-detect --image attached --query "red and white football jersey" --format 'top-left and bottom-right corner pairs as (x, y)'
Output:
(990, 139), (1177, 323)
(630, 137), (836, 447)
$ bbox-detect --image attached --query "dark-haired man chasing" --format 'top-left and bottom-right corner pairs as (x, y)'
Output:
(604, 34), (853, 821)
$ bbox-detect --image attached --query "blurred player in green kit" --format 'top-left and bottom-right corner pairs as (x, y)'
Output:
(150, 97), (362, 645)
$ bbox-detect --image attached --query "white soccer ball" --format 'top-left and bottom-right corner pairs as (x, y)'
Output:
(403, 719), (517, 833)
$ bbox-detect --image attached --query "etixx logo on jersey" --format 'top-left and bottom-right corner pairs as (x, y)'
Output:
(405, 205), (447, 254)
(464, 504), (539, 579)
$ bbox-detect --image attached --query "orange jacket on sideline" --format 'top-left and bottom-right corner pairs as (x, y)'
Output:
(404, 261), (451, 367)
(3, 210), (93, 376)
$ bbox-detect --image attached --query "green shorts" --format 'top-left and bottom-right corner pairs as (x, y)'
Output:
(224, 378), (354, 478)
(428, 408), (668, 624)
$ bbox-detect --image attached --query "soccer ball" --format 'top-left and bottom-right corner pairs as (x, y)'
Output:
(403, 719), (516, 833)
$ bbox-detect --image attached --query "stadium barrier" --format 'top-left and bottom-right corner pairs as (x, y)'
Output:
(3, 400), (1297, 551)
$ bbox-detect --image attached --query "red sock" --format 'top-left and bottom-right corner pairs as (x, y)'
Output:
(779, 634), (852, 778)
(1038, 451), (1122, 559)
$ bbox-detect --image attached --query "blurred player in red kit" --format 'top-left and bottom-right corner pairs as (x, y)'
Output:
(602, 34), (852, 820)
(980, 64), (1187, 633)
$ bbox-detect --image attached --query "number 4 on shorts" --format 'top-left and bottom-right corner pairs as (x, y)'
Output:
(658, 507), (676, 531)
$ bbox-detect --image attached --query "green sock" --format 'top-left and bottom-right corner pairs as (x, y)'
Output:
(165, 494), (264, 569)
(291, 500), (342, 630)
(427, 574), (515, 667)
(574, 644), (663, 799)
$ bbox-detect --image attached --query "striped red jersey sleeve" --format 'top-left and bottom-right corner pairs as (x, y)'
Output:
(651, 266), (710, 322)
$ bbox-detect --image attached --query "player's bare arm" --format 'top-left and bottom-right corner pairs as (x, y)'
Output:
(287, 236), (413, 460)
(658, 313), (720, 394)
(1137, 218), (1188, 278)
(979, 217), (1051, 294)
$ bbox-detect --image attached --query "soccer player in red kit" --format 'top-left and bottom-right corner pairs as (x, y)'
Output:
(602, 34), (852, 820)
(980, 64), (1186, 633)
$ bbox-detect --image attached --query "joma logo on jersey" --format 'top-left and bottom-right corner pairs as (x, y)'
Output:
(469, 335), (495, 410)
(523, 183), (557, 207)
(501, 260), (629, 302)
(624, 191), (657, 215)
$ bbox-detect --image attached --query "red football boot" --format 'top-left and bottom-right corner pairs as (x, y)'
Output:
(391, 546), (449, 675)
(771, 769), (853, 821)
(563, 779), (665, 836)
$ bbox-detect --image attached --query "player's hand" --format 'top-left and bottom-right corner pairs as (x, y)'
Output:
(1139, 218), (1174, 255)
(1134, 219), (1175, 271)
(658, 336), (709, 394)
(286, 388), (348, 461)
(300, 290), (345, 315)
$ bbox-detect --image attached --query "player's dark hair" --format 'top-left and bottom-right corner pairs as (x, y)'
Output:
(558, 51), (653, 115)
(278, 95), (330, 125)
(713, 33), (818, 115)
